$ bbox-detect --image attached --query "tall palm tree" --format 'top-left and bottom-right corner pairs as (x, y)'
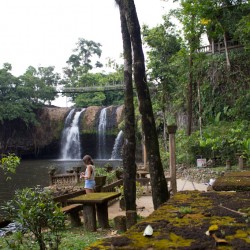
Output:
(116, 0), (169, 210)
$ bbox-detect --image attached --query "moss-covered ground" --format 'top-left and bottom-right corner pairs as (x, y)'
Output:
(87, 191), (250, 250)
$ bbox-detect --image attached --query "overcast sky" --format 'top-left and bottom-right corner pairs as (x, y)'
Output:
(0, 0), (179, 75)
(0, 0), (178, 106)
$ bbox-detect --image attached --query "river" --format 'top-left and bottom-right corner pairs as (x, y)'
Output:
(0, 159), (122, 211)
(0, 159), (83, 209)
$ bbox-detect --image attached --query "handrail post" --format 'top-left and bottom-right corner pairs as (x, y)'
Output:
(167, 125), (177, 194)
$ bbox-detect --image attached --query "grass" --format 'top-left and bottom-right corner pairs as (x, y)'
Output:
(0, 226), (106, 250)
(178, 206), (193, 214)
(0, 215), (147, 249)
(60, 227), (105, 250)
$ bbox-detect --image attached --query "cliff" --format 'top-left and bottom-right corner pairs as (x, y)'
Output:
(0, 105), (124, 159)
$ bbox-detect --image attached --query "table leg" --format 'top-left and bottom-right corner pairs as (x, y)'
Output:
(82, 204), (97, 231)
(96, 202), (109, 228)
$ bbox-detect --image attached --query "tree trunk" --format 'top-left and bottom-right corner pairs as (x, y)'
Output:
(197, 78), (202, 138)
(162, 100), (168, 153)
(116, 0), (137, 213)
(187, 52), (193, 136)
(123, 0), (169, 209)
(223, 32), (231, 70)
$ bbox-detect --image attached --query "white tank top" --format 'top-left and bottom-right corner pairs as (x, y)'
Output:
(85, 164), (95, 180)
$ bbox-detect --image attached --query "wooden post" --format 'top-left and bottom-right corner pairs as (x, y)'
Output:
(49, 173), (53, 186)
(73, 171), (78, 184)
(226, 160), (231, 170)
(239, 156), (244, 170)
(142, 138), (148, 171)
(167, 125), (177, 194)
(212, 39), (215, 54)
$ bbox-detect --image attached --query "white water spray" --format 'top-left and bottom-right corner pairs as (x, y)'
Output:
(60, 109), (85, 159)
(111, 130), (123, 159)
(98, 107), (107, 159)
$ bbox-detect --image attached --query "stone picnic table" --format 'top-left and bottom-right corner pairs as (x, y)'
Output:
(67, 192), (120, 231)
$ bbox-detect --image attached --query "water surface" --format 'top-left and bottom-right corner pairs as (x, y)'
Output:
(0, 159), (122, 210)
(0, 159), (83, 209)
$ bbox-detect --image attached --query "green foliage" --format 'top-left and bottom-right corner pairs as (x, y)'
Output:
(1, 187), (65, 250)
(179, 206), (193, 214)
(63, 38), (124, 106)
(115, 182), (144, 200)
(74, 91), (106, 107)
(66, 38), (102, 74)
(0, 63), (59, 124)
(242, 138), (250, 164)
(176, 121), (250, 166)
(176, 129), (197, 165)
(235, 13), (250, 49)
(94, 167), (117, 185)
(0, 153), (20, 181)
(142, 16), (181, 116)
(159, 139), (170, 169)
(0, 227), (104, 250)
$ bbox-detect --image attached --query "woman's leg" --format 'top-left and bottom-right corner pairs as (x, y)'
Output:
(85, 188), (94, 193)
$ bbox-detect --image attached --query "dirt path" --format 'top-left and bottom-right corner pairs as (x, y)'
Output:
(108, 179), (208, 219)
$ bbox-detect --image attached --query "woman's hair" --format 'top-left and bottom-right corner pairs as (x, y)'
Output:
(83, 155), (94, 165)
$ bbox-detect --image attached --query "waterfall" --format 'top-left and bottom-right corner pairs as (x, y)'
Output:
(98, 107), (107, 159)
(111, 130), (124, 159)
(60, 108), (85, 159)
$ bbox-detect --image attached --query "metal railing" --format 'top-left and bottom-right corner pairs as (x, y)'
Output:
(57, 84), (125, 93)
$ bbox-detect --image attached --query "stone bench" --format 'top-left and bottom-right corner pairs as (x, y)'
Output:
(53, 189), (86, 206)
(61, 204), (82, 227)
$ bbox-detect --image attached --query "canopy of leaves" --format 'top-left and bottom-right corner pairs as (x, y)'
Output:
(63, 38), (124, 106)
(142, 16), (181, 117)
(145, 0), (250, 166)
(0, 64), (59, 124)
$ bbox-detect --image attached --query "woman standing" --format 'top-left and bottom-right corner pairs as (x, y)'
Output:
(80, 155), (96, 193)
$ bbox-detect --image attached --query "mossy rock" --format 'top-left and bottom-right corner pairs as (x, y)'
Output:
(212, 176), (250, 191)
(87, 191), (250, 249)
(224, 171), (250, 177)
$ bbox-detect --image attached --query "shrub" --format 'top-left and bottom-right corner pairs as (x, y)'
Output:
(95, 167), (117, 184)
(175, 121), (250, 166)
(115, 181), (144, 200)
(0, 153), (20, 181)
(1, 186), (65, 250)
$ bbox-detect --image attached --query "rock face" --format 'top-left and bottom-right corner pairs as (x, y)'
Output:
(0, 105), (124, 159)
(0, 106), (70, 158)
(79, 105), (123, 159)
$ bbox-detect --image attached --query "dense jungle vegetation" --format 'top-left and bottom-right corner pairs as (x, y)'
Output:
(0, 0), (249, 167)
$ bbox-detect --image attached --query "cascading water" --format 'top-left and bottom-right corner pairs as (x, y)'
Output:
(98, 107), (107, 159)
(111, 130), (124, 159)
(60, 108), (85, 159)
